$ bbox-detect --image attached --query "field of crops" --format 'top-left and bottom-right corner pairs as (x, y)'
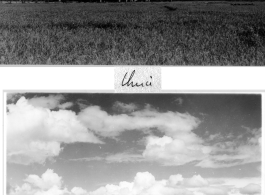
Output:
(0, 2), (265, 65)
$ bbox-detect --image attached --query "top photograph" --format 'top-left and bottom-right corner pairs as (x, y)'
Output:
(0, 0), (264, 65)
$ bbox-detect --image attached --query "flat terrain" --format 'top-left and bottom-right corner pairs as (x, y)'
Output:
(0, 2), (265, 65)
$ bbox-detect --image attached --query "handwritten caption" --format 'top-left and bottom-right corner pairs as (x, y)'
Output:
(115, 67), (161, 93)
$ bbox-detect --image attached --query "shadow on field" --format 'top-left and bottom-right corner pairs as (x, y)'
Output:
(50, 21), (129, 30)
(237, 24), (265, 47)
(0, 21), (130, 31)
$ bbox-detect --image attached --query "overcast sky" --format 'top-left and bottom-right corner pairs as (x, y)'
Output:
(6, 93), (261, 195)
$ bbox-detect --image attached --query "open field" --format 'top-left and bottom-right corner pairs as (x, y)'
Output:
(0, 2), (265, 65)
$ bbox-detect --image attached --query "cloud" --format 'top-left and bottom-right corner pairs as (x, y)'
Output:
(24, 169), (62, 190)
(10, 169), (261, 195)
(89, 172), (260, 195)
(7, 97), (102, 165)
(143, 135), (212, 166)
(58, 102), (74, 109)
(78, 105), (200, 137)
(197, 127), (261, 168)
(22, 94), (73, 110)
(168, 174), (183, 186)
(27, 95), (65, 109)
(89, 172), (193, 195)
(113, 101), (138, 113)
(69, 156), (104, 162)
(174, 97), (183, 105)
(7, 93), (24, 103)
(71, 187), (88, 195)
(10, 169), (68, 195)
(239, 184), (261, 195)
(105, 152), (145, 163)
(7, 96), (260, 168)
(184, 175), (209, 187)
(78, 104), (260, 168)
(9, 169), (87, 195)
(198, 186), (228, 195)
(69, 152), (145, 163)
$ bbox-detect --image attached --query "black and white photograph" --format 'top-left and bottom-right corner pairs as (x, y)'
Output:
(0, 0), (265, 65)
(6, 93), (262, 195)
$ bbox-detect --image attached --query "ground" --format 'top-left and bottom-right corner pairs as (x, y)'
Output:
(0, 1), (265, 65)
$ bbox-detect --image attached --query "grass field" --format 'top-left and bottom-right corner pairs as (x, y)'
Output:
(0, 2), (265, 65)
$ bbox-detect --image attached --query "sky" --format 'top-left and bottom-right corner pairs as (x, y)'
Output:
(6, 93), (262, 195)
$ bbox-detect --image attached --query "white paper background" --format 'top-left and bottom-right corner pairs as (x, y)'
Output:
(0, 67), (264, 195)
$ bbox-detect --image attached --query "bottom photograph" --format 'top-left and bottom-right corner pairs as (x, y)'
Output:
(5, 93), (262, 195)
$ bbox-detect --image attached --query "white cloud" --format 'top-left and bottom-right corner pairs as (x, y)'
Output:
(10, 169), (69, 195)
(77, 104), (261, 168)
(89, 172), (260, 195)
(197, 128), (261, 168)
(27, 95), (65, 109)
(77, 104), (207, 166)
(24, 169), (62, 190)
(105, 152), (145, 163)
(184, 175), (209, 187)
(7, 97), (102, 165)
(58, 102), (74, 109)
(239, 183), (261, 195)
(78, 105), (200, 138)
(168, 174), (183, 186)
(71, 187), (88, 195)
(10, 169), (261, 195)
(9, 169), (87, 195)
(23, 94), (73, 110)
(113, 101), (138, 113)
(68, 152), (145, 163)
(198, 186), (228, 195)
(7, 96), (261, 168)
(69, 156), (104, 162)
(143, 135), (212, 166)
(89, 171), (193, 195)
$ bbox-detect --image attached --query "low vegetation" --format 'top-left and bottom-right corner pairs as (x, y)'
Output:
(0, 2), (265, 65)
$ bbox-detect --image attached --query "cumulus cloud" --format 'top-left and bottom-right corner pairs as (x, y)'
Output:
(71, 187), (88, 195)
(89, 172), (260, 195)
(184, 175), (209, 187)
(143, 135), (212, 166)
(77, 105), (208, 166)
(7, 97), (102, 165)
(9, 169), (87, 195)
(89, 172), (193, 195)
(10, 169), (261, 195)
(10, 169), (67, 195)
(24, 169), (62, 190)
(77, 103), (261, 168)
(78, 105), (200, 137)
(7, 96), (261, 168)
(239, 183), (261, 195)
(113, 101), (138, 113)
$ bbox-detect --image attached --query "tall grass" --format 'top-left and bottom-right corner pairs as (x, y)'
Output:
(0, 2), (265, 65)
